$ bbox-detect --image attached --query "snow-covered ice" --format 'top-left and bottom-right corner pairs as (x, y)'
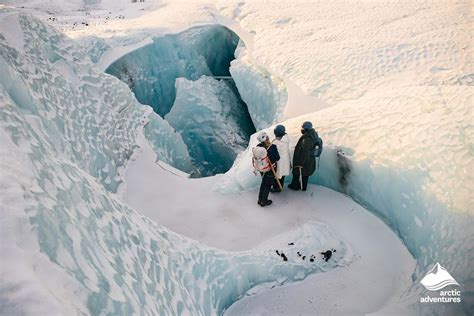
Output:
(0, 0), (473, 315)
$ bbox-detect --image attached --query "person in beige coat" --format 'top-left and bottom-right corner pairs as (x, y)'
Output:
(271, 125), (291, 192)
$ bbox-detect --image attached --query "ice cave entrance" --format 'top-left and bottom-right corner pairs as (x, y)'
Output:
(106, 25), (256, 177)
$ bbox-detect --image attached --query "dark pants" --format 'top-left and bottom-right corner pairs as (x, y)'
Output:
(272, 176), (285, 192)
(258, 172), (275, 204)
(289, 168), (309, 191)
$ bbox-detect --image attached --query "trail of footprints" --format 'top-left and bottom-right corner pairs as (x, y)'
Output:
(275, 242), (336, 263)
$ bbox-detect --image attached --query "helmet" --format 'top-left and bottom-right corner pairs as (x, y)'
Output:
(257, 132), (268, 143)
(274, 125), (286, 138)
(302, 121), (313, 130)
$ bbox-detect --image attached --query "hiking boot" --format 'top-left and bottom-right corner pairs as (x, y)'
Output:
(260, 200), (273, 207)
(270, 188), (281, 193)
(288, 184), (300, 191)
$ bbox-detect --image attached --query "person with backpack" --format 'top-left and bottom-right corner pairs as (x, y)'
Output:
(288, 121), (323, 191)
(271, 125), (291, 193)
(252, 132), (280, 207)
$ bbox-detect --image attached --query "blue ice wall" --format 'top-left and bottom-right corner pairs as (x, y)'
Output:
(218, 137), (473, 314)
(106, 25), (239, 117)
(106, 25), (257, 177)
(311, 148), (474, 314)
(166, 76), (256, 176)
(230, 42), (288, 130)
(143, 111), (200, 176)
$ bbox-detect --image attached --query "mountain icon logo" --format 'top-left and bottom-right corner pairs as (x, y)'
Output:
(420, 263), (459, 291)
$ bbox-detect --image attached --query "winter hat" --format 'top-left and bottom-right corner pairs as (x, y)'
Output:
(257, 132), (269, 143)
(274, 125), (286, 138)
(302, 121), (313, 130)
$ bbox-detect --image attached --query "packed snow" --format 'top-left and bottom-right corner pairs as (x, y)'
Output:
(0, 0), (473, 315)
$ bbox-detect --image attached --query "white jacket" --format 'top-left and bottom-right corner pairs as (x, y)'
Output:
(273, 134), (291, 177)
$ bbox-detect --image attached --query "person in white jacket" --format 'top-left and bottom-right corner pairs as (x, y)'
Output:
(271, 125), (291, 193)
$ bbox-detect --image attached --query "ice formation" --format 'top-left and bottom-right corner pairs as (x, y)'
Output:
(230, 42), (287, 130)
(106, 25), (240, 117)
(106, 25), (270, 176)
(166, 76), (255, 176)
(143, 111), (198, 176)
(0, 11), (348, 315)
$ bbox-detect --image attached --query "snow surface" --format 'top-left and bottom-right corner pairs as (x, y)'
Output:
(1, 0), (473, 315)
(121, 131), (414, 315)
(218, 85), (474, 314)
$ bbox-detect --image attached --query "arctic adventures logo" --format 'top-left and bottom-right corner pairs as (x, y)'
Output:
(419, 263), (461, 303)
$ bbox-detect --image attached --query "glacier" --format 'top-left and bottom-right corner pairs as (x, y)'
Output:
(143, 111), (199, 177)
(214, 1), (473, 313)
(1, 1), (473, 315)
(0, 11), (348, 315)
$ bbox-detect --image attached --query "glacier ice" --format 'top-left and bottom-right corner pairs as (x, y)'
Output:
(106, 24), (274, 176)
(106, 25), (240, 117)
(165, 76), (255, 176)
(230, 42), (288, 130)
(0, 12), (348, 315)
(143, 111), (199, 176)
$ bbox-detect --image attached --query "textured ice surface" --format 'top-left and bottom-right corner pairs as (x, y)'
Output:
(230, 42), (287, 130)
(107, 25), (261, 176)
(0, 12), (348, 315)
(143, 111), (199, 176)
(106, 25), (239, 117)
(166, 76), (255, 176)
